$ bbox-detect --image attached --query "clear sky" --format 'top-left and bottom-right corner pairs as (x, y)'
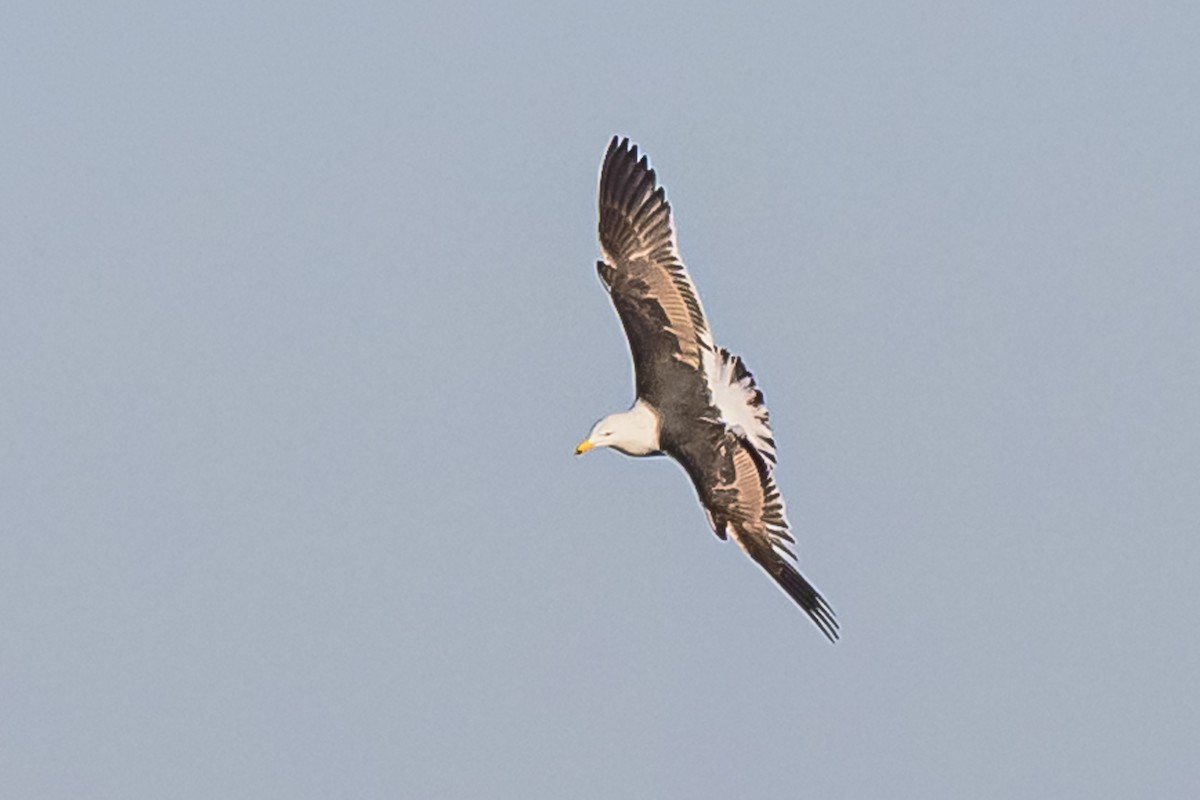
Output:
(3, 2), (1198, 798)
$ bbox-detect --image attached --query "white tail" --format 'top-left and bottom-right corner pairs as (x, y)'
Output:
(706, 347), (777, 465)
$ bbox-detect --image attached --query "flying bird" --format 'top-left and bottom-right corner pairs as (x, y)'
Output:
(575, 136), (838, 641)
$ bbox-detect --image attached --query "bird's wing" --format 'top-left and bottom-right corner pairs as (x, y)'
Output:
(683, 432), (838, 641)
(596, 137), (714, 406)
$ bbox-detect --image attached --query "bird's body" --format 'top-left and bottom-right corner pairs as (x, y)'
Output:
(576, 137), (838, 641)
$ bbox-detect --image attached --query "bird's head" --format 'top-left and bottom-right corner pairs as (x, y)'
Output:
(574, 417), (618, 455)
(574, 404), (661, 457)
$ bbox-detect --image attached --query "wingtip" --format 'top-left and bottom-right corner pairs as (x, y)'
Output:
(814, 597), (840, 643)
(775, 561), (840, 643)
(604, 135), (645, 170)
(814, 599), (840, 643)
(598, 135), (675, 263)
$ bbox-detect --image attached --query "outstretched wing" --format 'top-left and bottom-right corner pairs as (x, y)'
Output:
(679, 432), (838, 641)
(597, 136), (714, 407)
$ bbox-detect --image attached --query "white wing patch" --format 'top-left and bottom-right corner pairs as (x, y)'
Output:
(704, 347), (777, 466)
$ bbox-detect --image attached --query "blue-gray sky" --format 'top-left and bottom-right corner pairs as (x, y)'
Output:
(3, 2), (1198, 797)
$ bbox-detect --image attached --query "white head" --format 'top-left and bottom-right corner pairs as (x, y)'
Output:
(575, 400), (661, 457)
